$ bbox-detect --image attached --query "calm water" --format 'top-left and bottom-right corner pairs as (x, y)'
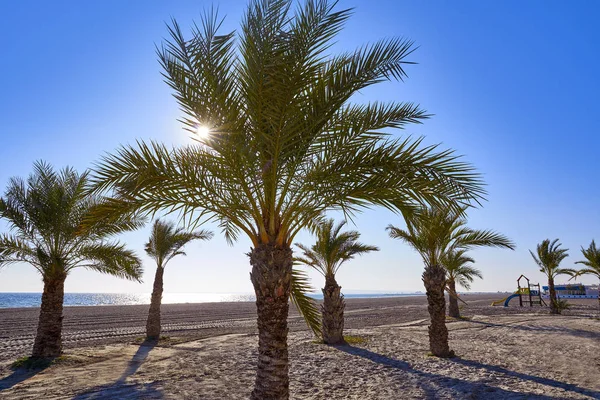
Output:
(0, 292), (421, 309)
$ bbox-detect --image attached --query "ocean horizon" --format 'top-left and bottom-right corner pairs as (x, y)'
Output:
(0, 291), (427, 309)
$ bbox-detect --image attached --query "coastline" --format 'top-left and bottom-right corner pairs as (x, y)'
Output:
(0, 291), (508, 309)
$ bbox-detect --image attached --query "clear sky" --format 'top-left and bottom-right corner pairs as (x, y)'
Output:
(0, 0), (598, 294)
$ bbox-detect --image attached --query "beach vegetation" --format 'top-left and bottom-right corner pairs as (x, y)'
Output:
(572, 240), (600, 309)
(295, 219), (378, 344)
(387, 206), (514, 357)
(441, 249), (481, 318)
(144, 219), (213, 340)
(554, 299), (571, 312)
(88, 0), (484, 397)
(0, 162), (142, 359)
(529, 239), (575, 314)
(343, 335), (368, 345)
(11, 355), (65, 370)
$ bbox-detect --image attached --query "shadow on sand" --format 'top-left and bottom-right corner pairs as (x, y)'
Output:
(72, 339), (163, 400)
(465, 318), (599, 340)
(0, 359), (53, 392)
(336, 345), (600, 399)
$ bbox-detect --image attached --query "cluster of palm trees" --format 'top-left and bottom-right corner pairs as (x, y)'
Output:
(0, 1), (588, 399)
(530, 239), (600, 313)
(0, 163), (212, 356)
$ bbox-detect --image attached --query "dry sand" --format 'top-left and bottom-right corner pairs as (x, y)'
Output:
(0, 294), (598, 399)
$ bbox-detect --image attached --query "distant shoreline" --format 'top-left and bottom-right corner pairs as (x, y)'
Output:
(0, 291), (515, 310)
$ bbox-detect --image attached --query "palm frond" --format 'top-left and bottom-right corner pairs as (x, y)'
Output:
(573, 240), (600, 278)
(296, 218), (378, 277)
(145, 219), (213, 268)
(76, 242), (143, 281)
(90, 0), (486, 251)
(0, 162), (143, 281)
(530, 239), (570, 279)
(290, 267), (321, 336)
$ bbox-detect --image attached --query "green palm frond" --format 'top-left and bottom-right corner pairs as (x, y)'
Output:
(0, 161), (143, 281)
(89, 0), (485, 251)
(450, 227), (515, 251)
(530, 239), (570, 279)
(0, 234), (42, 273)
(145, 219), (213, 268)
(441, 249), (481, 290)
(389, 206), (513, 279)
(290, 267), (321, 336)
(295, 219), (378, 277)
(76, 242), (143, 281)
(574, 240), (600, 279)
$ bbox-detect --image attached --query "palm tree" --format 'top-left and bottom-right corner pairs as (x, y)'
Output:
(145, 219), (213, 339)
(295, 219), (378, 344)
(0, 162), (142, 358)
(89, 2), (484, 397)
(573, 240), (600, 309)
(529, 239), (575, 314)
(441, 249), (481, 318)
(387, 207), (514, 357)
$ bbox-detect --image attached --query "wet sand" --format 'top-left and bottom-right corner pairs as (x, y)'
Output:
(0, 294), (598, 399)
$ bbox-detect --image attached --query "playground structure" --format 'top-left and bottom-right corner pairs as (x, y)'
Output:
(491, 275), (547, 307)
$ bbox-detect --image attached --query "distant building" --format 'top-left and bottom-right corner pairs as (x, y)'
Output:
(541, 284), (599, 299)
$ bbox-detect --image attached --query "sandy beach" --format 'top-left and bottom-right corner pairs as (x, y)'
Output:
(0, 294), (598, 399)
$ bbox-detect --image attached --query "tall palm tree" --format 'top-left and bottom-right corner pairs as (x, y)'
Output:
(295, 219), (378, 344)
(573, 240), (600, 309)
(529, 239), (575, 314)
(89, 2), (484, 397)
(0, 162), (142, 358)
(145, 219), (213, 339)
(387, 207), (514, 357)
(441, 249), (481, 318)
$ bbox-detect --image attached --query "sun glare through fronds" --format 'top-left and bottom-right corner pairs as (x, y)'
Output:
(195, 125), (211, 140)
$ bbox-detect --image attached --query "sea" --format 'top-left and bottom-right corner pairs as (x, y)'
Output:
(0, 292), (423, 309)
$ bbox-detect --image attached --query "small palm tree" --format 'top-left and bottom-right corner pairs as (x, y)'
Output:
(388, 207), (514, 357)
(0, 162), (142, 358)
(441, 249), (481, 318)
(295, 219), (378, 344)
(573, 240), (600, 310)
(529, 239), (575, 314)
(90, 2), (484, 397)
(145, 219), (213, 339)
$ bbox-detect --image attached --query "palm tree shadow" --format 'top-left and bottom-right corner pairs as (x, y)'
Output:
(72, 339), (163, 399)
(116, 339), (156, 383)
(0, 361), (53, 391)
(450, 357), (600, 399)
(465, 319), (599, 340)
(336, 345), (597, 399)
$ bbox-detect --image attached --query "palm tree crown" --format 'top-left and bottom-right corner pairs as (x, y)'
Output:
(387, 207), (515, 266)
(145, 219), (213, 268)
(441, 249), (481, 291)
(529, 239), (574, 279)
(574, 240), (600, 279)
(90, 0), (484, 249)
(0, 161), (143, 280)
(296, 219), (378, 277)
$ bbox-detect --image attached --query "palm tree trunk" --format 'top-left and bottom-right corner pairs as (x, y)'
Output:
(249, 243), (292, 400)
(447, 279), (460, 319)
(422, 264), (453, 357)
(32, 274), (66, 358)
(146, 265), (164, 340)
(548, 277), (559, 314)
(322, 274), (345, 345)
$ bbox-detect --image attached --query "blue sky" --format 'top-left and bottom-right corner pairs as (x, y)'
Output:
(0, 0), (598, 294)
